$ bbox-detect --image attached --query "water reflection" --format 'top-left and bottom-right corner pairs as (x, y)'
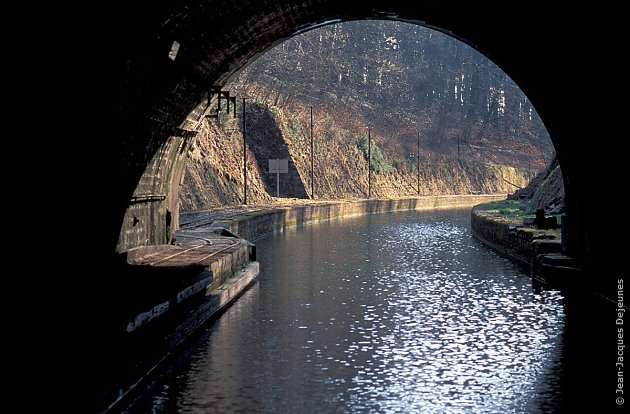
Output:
(128, 209), (565, 413)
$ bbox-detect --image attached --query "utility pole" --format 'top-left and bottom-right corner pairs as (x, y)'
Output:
(417, 132), (421, 196)
(242, 97), (248, 205)
(367, 127), (372, 199)
(310, 105), (314, 199)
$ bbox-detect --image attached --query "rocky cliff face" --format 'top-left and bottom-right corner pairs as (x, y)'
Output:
(508, 157), (565, 214)
(530, 159), (565, 214)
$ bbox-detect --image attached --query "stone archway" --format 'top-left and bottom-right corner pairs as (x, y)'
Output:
(79, 3), (623, 411)
(99, 0), (618, 290)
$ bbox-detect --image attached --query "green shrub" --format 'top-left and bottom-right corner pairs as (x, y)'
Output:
(357, 135), (393, 174)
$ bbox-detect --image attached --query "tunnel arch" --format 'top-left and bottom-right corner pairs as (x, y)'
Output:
(105, 0), (617, 288)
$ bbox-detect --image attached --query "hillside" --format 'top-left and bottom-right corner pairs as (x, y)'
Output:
(230, 20), (553, 171)
(180, 102), (527, 211)
(180, 20), (552, 210)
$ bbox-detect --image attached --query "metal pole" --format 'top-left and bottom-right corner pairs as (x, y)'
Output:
(417, 132), (421, 196)
(310, 105), (314, 199)
(242, 97), (247, 205)
(367, 127), (371, 199)
(277, 170), (280, 198)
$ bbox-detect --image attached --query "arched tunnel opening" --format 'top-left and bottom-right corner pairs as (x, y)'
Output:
(82, 1), (625, 412)
(102, 1), (617, 279)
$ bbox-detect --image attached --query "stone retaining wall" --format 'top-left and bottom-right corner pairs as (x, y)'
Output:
(213, 195), (506, 241)
(471, 205), (562, 267)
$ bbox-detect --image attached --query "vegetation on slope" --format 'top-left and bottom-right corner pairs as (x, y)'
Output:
(180, 100), (528, 211)
(230, 20), (553, 172)
(180, 20), (554, 210)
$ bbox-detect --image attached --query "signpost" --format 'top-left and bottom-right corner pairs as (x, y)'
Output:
(269, 158), (289, 198)
(417, 132), (421, 196)
(310, 105), (314, 199)
(367, 127), (371, 199)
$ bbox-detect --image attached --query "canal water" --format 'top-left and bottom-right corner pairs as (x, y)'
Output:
(126, 209), (566, 413)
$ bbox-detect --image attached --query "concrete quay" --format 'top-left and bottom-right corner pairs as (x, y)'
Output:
(97, 227), (258, 413)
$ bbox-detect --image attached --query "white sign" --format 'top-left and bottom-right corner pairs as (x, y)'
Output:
(269, 159), (289, 198)
(269, 158), (289, 174)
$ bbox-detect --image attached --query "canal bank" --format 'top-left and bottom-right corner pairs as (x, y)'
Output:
(469, 200), (587, 290)
(470, 200), (562, 266)
(181, 194), (506, 242)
